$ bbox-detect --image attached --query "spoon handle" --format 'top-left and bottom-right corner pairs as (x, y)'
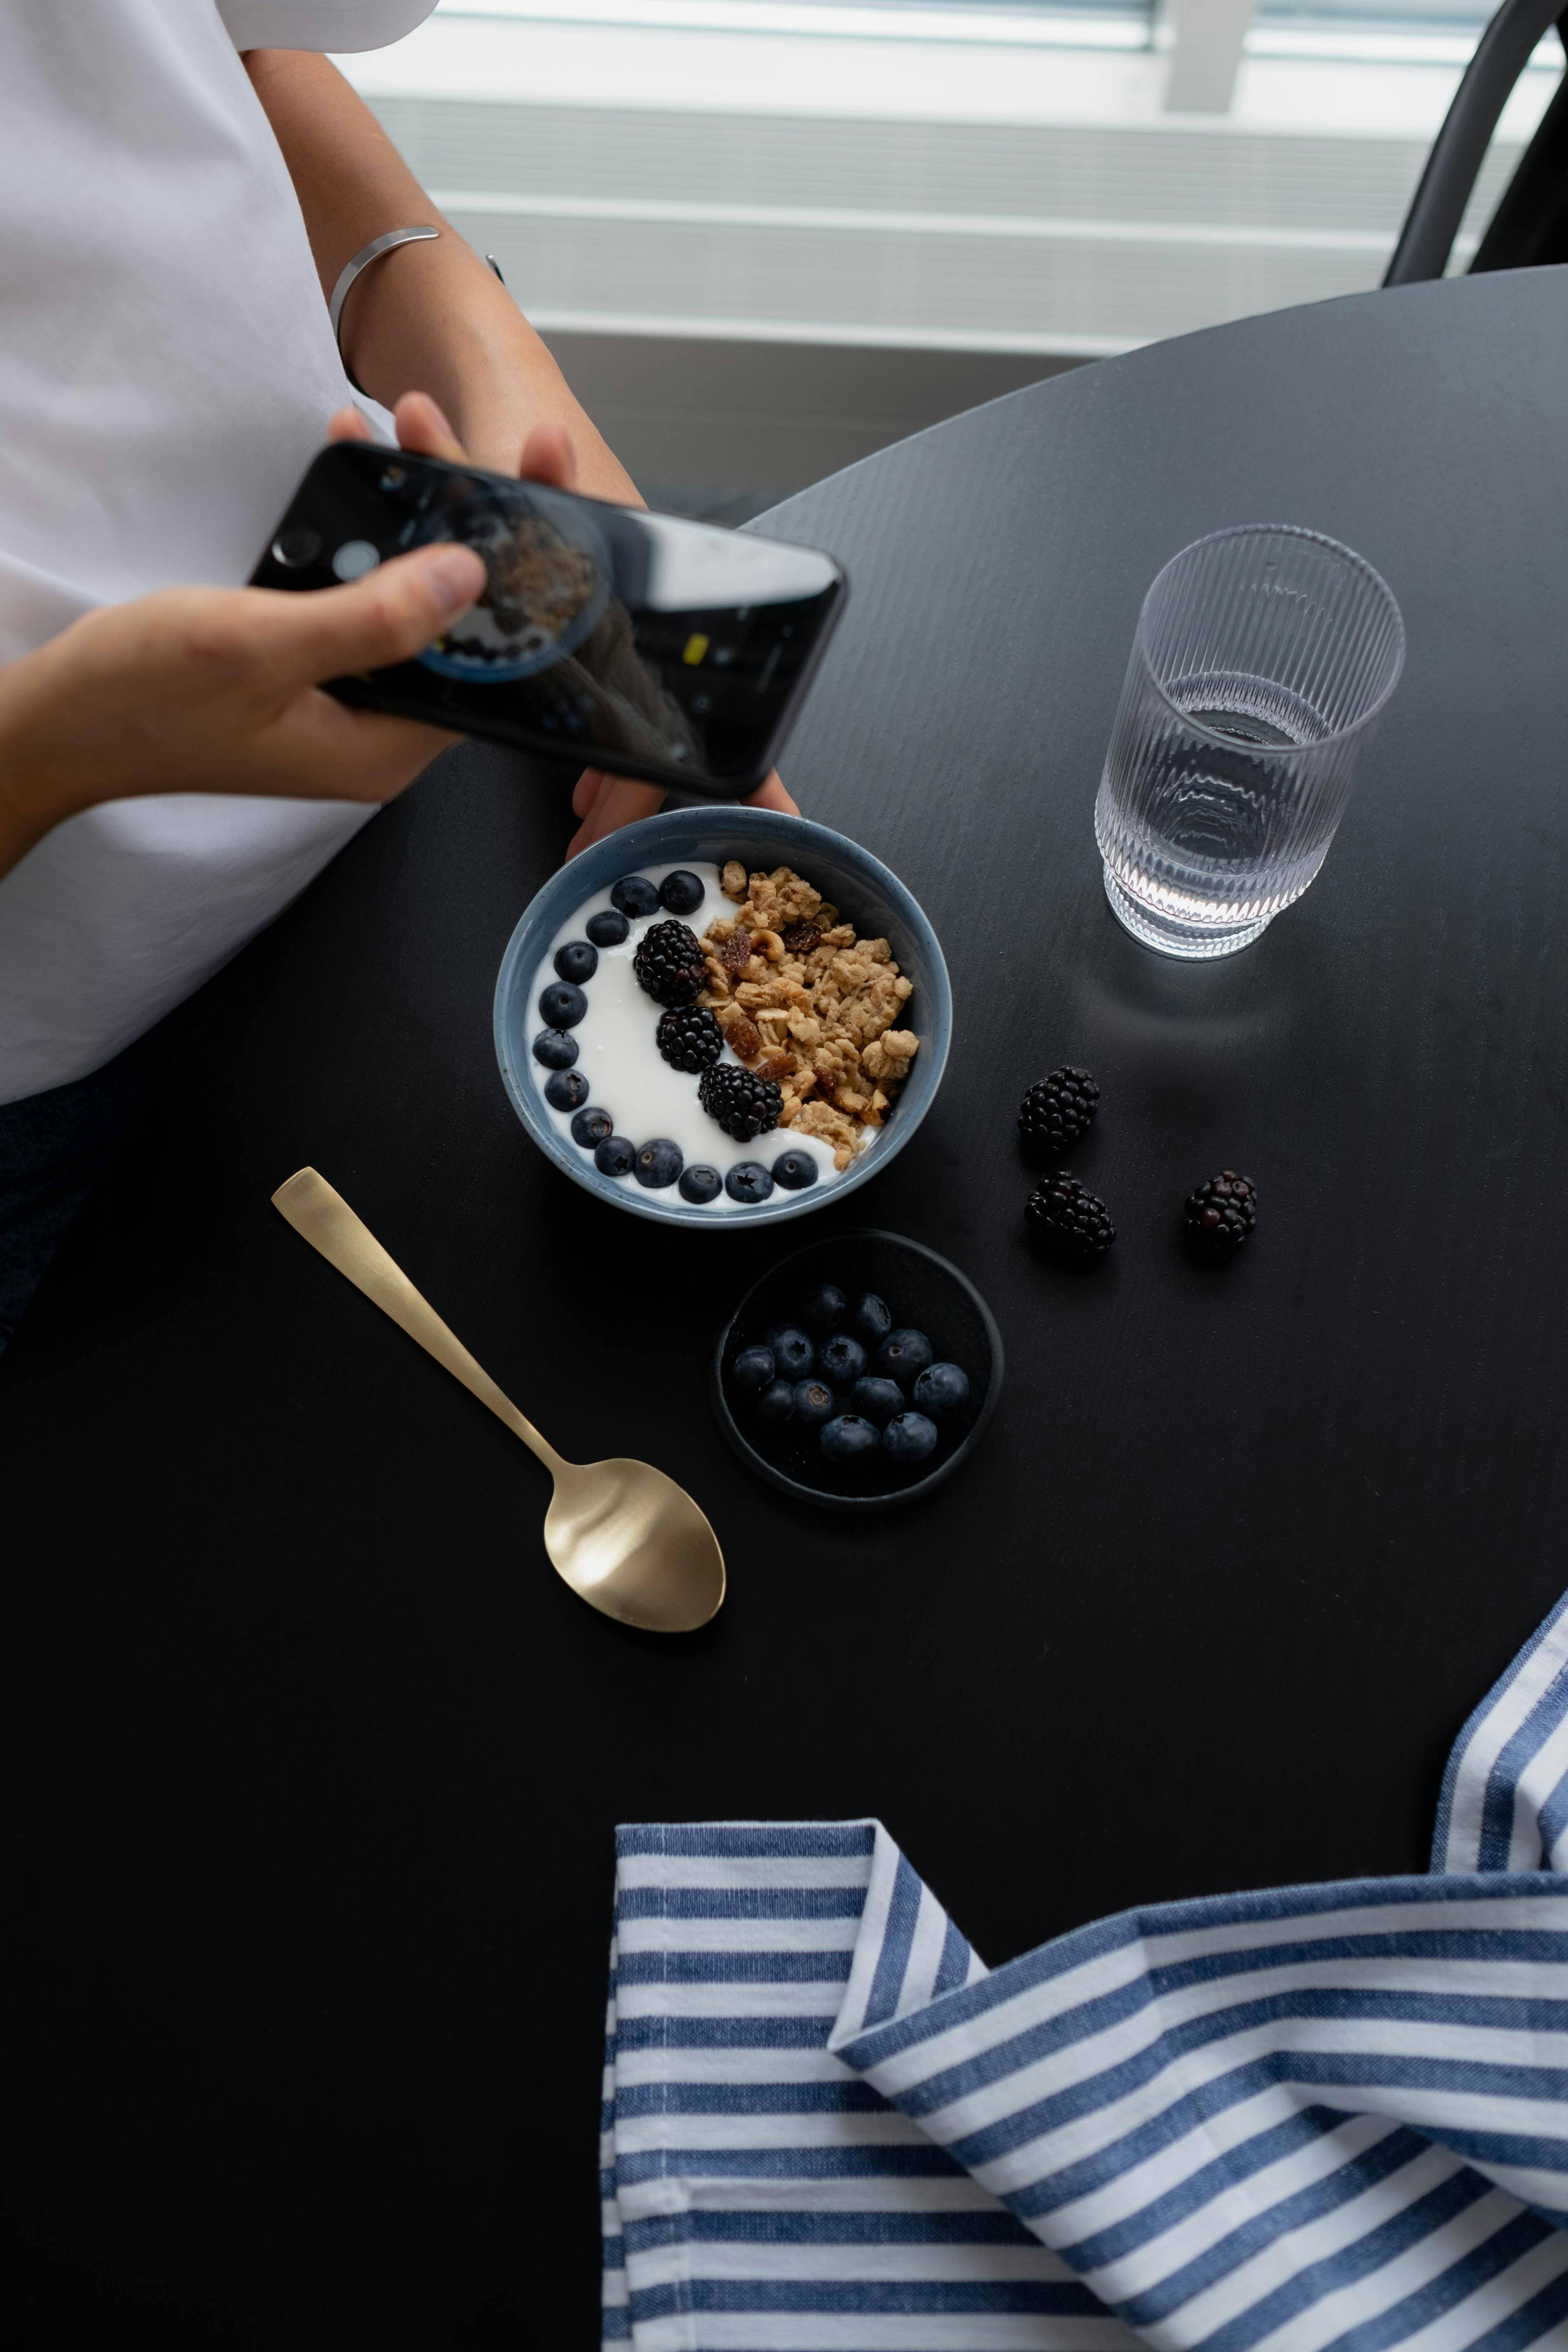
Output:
(272, 1168), (567, 1475)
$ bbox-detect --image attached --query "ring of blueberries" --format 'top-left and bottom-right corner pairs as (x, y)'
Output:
(533, 867), (832, 1207)
(727, 1281), (971, 1475)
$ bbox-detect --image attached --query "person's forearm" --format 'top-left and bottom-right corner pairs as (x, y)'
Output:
(0, 650), (84, 883)
(243, 49), (640, 502)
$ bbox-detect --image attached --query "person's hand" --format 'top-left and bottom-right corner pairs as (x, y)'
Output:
(0, 533), (487, 881)
(329, 393), (800, 857)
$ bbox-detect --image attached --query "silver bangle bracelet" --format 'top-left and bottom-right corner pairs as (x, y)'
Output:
(328, 226), (439, 394)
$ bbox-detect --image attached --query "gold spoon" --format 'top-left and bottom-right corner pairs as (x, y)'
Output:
(272, 1168), (725, 1633)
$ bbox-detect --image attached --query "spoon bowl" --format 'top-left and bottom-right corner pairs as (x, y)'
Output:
(272, 1168), (725, 1633)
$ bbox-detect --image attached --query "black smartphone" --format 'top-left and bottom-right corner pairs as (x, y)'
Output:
(250, 443), (848, 797)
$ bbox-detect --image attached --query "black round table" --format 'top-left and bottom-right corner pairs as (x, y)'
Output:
(6, 269), (1568, 2352)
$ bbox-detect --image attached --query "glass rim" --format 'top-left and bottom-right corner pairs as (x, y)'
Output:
(1133, 523), (1407, 758)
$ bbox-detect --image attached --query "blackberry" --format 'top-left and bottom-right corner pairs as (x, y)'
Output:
(1027, 1172), (1116, 1264)
(1019, 1067), (1099, 1163)
(1184, 1170), (1257, 1255)
(698, 1062), (782, 1142)
(633, 919), (705, 1007)
(656, 1005), (724, 1072)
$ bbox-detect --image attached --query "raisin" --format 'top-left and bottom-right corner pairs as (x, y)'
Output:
(718, 929), (754, 974)
(755, 1053), (797, 1083)
(783, 923), (821, 956)
(727, 1015), (763, 1060)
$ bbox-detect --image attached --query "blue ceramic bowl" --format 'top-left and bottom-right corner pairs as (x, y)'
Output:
(493, 805), (952, 1228)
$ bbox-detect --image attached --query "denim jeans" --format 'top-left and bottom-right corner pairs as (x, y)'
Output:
(0, 1006), (190, 1352)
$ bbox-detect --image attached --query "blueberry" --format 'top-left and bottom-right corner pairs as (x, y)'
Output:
(586, 907), (630, 948)
(771, 1149), (818, 1191)
(659, 869), (705, 915)
(878, 1327), (933, 1381)
(819, 1413), (881, 1463)
(818, 1333), (867, 1384)
(554, 940), (598, 985)
(572, 1105), (614, 1148)
(755, 1380), (795, 1426)
(544, 1067), (589, 1111)
(633, 1138), (683, 1189)
(731, 1345), (775, 1394)
(532, 1028), (578, 1070)
(766, 1325), (814, 1379)
(539, 981), (588, 1029)
(801, 1283), (848, 1333)
(851, 1292), (893, 1346)
(611, 875), (661, 919)
(914, 1362), (970, 1419)
(595, 1135), (635, 1178)
(679, 1164), (722, 1204)
(852, 1375), (905, 1427)
(882, 1411), (939, 1463)
(793, 1379), (837, 1428)
(726, 1162), (774, 1205)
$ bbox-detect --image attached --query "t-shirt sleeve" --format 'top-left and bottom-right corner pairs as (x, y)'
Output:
(217, 2), (437, 52)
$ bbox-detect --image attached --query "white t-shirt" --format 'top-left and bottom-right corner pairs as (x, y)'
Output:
(0, 1), (437, 1106)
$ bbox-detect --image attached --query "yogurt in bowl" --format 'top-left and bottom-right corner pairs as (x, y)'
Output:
(493, 807), (952, 1228)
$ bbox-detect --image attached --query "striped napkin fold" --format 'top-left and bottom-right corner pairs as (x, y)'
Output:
(602, 1590), (1568, 2350)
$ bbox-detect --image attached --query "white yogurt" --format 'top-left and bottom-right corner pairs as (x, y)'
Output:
(530, 861), (849, 1210)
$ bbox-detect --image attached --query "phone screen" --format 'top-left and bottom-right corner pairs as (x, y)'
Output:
(250, 445), (847, 797)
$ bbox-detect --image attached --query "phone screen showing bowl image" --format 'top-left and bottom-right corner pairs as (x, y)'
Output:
(250, 444), (848, 797)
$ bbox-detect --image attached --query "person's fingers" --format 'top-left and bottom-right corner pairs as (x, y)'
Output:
(572, 767), (609, 820)
(565, 774), (666, 857)
(392, 390), (469, 467)
(744, 771), (799, 816)
(327, 406), (374, 445)
(518, 422), (577, 489)
(250, 543), (487, 687)
(262, 690), (463, 802)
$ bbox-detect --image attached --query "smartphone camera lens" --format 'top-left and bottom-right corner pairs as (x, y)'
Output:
(271, 527), (322, 568)
(330, 539), (381, 582)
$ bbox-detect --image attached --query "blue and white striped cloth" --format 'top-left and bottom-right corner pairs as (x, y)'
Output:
(602, 1591), (1568, 2349)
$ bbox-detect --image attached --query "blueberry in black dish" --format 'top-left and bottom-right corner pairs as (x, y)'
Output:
(545, 1068), (590, 1112)
(726, 1162), (773, 1205)
(851, 1376), (904, 1426)
(818, 1333), (867, 1384)
(634, 1139), (683, 1189)
(572, 1105), (614, 1148)
(756, 1381), (795, 1426)
(878, 1327), (933, 1382)
(772, 1150), (818, 1191)
(730, 1345), (776, 1395)
(554, 940), (598, 985)
(700, 1064), (782, 1143)
(632, 919), (705, 1008)
(820, 1414), (880, 1463)
(801, 1284), (848, 1334)
(1183, 1171), (1257, 1256)
(679, 1164), (722, 1205)
(1026, 1173), (1116, 1264)
(656, 1006), (724, 1072)
(539, 980), (588, 1029)
(850, 1292), (891, 1346)
(532, 1028), (578, 1070)
(595, 1135), (636, 1178)
(658, 869), (705, 915)
(766, 1325), (814, 1380)
(913, 1362), (969, 1418)
(713, 1231), (1002, 1510)
(1018, 1066), (1099, 1163)
(882, 1412), (938, 1463)
(794, 1379), (837, 1428)
(611, 875), (661, 919)
(586, 907), (630, 948)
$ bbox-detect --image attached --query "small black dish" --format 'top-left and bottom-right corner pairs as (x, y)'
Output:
(712, 1229), (1003, 1511)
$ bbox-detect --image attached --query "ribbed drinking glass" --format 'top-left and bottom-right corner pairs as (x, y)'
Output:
(1095, 525), (1405, 959)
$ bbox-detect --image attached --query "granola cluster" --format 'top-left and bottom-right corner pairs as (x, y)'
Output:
(696, 860), (920, 1170)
